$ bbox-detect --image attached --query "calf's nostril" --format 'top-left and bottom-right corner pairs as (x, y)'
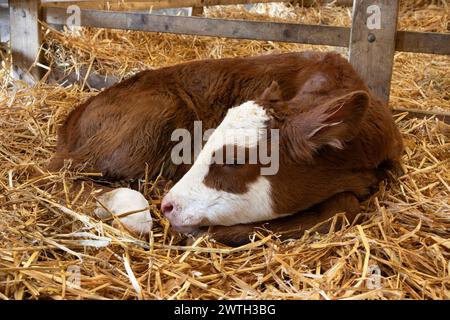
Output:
(161, 202), (174, 216)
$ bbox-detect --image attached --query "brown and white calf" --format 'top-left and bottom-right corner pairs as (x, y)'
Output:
(48, 52), (404, 245)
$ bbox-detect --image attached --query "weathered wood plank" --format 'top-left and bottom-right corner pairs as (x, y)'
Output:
(393, 107), (450, 124)
(0, 5), (9, 42)
(43, 6), (450, 55)
(41, 0), (293, 10)
(349, 0), (400, 103)
(396, 31), (450, 55)
(40, 0), (354, 7)
(44, 7), (351, 47)
(9, 0), (43, 83)
(49, 66), (119, 90)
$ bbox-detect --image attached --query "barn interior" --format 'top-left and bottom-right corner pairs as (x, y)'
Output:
(0, 1), (449, 299)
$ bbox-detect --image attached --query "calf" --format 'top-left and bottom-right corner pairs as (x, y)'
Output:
(48, 52), (404, 245)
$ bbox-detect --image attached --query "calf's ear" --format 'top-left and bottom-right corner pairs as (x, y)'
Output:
(259, 81), (283, 103)
(282, 90), (370, 162)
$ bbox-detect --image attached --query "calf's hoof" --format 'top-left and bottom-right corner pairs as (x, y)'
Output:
(94, 188), (152, 236)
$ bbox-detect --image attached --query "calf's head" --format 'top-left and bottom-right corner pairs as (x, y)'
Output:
(162, 82), (370, 233)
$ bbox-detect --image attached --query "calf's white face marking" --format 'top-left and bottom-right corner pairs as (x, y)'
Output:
(163, 101), (278, 231)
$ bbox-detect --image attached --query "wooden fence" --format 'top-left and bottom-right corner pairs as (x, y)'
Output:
(1, 0), (449, 122)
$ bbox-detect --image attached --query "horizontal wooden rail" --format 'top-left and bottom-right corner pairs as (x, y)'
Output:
(43, 7), (450, 55)
(41, 0), (290, 4)
(393, 107), (450, 124)
(40, 0), (292, 10)
(395, 31), (450, 55)
(0, 5), (8, 42)
(44, 6), (350, 47)
(3, 5), (449, 55)
(40, 0), (354, 9)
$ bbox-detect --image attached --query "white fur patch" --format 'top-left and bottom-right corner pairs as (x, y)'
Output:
(164, 101), (277, 230)
(94, 188), (152, 235)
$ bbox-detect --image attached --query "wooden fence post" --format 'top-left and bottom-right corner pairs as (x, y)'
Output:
(349, 0), (399, 104)
(9, 0), (43, 84)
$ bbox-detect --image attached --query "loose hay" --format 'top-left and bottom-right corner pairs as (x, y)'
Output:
(0, 2), (449, 300)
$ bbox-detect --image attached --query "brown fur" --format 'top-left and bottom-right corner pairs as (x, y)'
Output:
(203, 146), (262, 194)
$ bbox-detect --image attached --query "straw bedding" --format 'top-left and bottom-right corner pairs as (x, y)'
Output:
(0, 1), (449, 299)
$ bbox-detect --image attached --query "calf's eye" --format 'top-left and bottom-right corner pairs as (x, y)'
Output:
(225, 163), (242, 168)
(224, 158), (245, 167)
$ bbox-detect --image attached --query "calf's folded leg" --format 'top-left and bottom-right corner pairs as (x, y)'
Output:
(94, 187), (153, 236)
(197, 192), (361, 247)
(35, 171), (153, 237)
